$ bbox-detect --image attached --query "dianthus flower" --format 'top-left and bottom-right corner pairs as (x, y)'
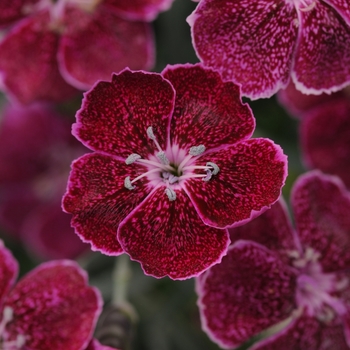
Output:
(197, 171), (350, 349)
(188, 0), (350, 99)
(62, 63), (288, 280)
(0, 102), (87, 260)
(0, 240), (117, 350)
(279, 83), (350, 188)
(0, 0), (173, 104)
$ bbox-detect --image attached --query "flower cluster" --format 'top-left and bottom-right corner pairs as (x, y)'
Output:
(1, 0), (349, 348)
(189, 0), (350, 99)
(0, 0), (173, 104)
(197, 171), (350, 349)
(0, 240), (117, 350)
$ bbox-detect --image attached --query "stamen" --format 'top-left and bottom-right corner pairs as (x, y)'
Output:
(124, 168), (164, 190)
(189, 145), (206, 156)
(147, 126), (163, 152)
(124, 176), (135, 190)
(206, 162), (220, 175)
(168, 175), (179, 184)
(165, 188), (176, 201)
(202, 170), (213, 182)
(157, 151), (170, 165)
(125, 153), (141, 165)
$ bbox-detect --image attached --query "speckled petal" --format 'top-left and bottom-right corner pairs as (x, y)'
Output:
(162, 64), (255, 150)
(0, 12), (78, 104)
(292, 2), (350, 94)
(3, 260), (102, 350)
(188, 0), (298, 99)
(323, 0), (350, 25)
(251, 313), (349, 350)
(185, 138), (288, 228)
(0, 0), (39, 26)
(300, 97), (350, 188)
(118, 187), (230, 280)
(197, 241), (296, 349)
(0, 240), (18, 308)
(59, 6), (154, 90)
(73, 69), (174, 158)
(229, 199), (299, 261)
(63, 153), (151, 255)
(292, 171), (350, 272)
(103, 0), (174, 21)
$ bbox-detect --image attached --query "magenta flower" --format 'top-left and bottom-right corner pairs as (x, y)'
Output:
(62, 63), (288, 280)
(0, 0), (173, 104)
(188, 0), (350, 99)
(0, 102), (88, 260)
(197, 171), (350, 349)
(0, 240), (116, 350)
(279, 83), (350, 188)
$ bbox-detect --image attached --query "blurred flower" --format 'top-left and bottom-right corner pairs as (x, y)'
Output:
(0, 240), (118, 350)
(0, 102), (88, 260)
(63, 63), (288, 280)
(197, 171), (350, 349)
(0, 0), (174, 104)
(279, 83), (350, 188)
(188, 0), (350, 99)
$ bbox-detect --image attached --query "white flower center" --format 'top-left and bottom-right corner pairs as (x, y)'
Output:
(0, 307), (26, 350)
(292, 248), (348, 322)
(124, 127), (220, 201)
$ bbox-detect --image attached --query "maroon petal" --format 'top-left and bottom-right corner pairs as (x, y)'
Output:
(59, 6), (154, 90)
(185, 138), (288, 228)
(293, 2), (350, 94)
(229, 199), (300, 261)
(4, 260), (102, 350)
(0, 12), (78, 104)
(251, 313), (348, 350)
(277, 82), (344, 119)
(118, 187), (230, 280)
(162, 64), (255, 150)
(103, 0), (174, 21)
(323, 0), (350, 25)
(0, 240), (18, 308)
(0, 0), (39, 27)
(197, 241), (296, 349)
(73, 69), (175, 158)
(21, 202), (88, 260)
(63, 153), (152, 255)
(300, 97), (350, 188)
(188, 0), (298, 99)
(292, 171), (350, 272)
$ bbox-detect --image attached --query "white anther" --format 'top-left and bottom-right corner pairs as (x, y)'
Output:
(168, 175), (179, 184)
(189, 145), (206, 156)
(206, 162), (220, 175)
(157, 151), (170, 165)
(202, 170), (213, 182)
(162, 172), (170, 179)
(124, 176), (135, 190)
(125, 153), (141, 165)
(147, 126), (156, 140)
(165, 188), (176, 201)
